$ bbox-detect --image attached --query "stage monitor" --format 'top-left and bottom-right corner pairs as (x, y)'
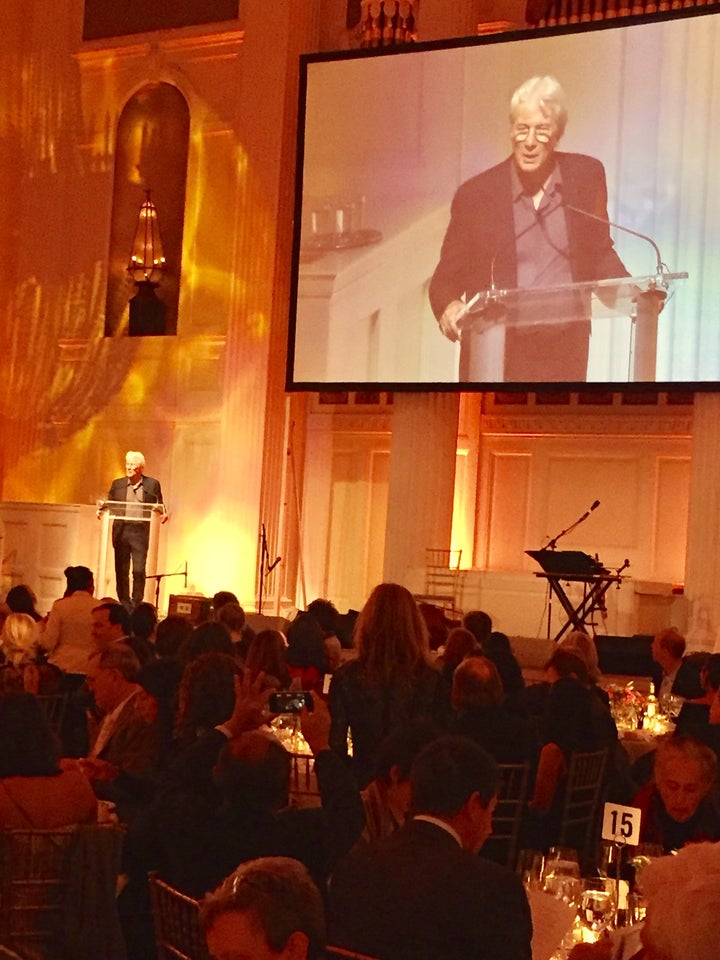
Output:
(287, 8), (720, 393)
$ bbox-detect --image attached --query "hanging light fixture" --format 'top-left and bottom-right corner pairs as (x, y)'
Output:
(127, 190), (167, 335)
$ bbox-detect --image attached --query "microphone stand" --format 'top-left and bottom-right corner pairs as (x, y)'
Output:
(258, 523), (281, 615)
(145, 562), (188, 610)
(543, 502), (600, 551)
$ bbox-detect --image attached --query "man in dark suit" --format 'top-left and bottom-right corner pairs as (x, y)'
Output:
(429, 74), (629, 383)
(328, 735), (533, 960)
(98, 450), (166, 607)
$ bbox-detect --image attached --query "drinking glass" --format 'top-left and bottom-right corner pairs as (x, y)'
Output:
(579, 877), (617, 940)
(516, 849), (544, 890)
(543, 847), (581, 906)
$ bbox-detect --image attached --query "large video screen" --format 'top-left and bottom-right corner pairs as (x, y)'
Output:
(287, 9), (720, 392)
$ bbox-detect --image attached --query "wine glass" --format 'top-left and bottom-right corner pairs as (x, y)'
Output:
(579, 877), (617, 940)
(543, 847), (581, 906)
(516, 849), (544, 890)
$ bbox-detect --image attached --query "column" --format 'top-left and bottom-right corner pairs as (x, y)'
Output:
(383, 393), (460, 588)
(684, 393), (720, 652)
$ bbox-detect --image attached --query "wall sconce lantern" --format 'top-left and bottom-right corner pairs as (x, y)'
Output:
(127, 190), (167, 336)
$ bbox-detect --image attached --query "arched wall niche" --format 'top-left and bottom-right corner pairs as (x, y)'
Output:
(104, 81), (190, 337)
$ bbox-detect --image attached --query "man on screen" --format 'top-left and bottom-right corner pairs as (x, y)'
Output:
(428, 74), (629, 383)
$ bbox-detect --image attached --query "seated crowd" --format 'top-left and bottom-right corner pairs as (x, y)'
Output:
(1, 573), (720, 960)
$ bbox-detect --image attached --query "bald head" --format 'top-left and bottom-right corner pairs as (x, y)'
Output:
(452, 656), (504, 712)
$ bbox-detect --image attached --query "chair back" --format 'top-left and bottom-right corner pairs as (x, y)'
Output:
(148, 873), (212, 960)
(479, 762), (530, 870)
(414, 547), (463, 614)
(289, 753), (321, 809)
(0, 824), (124, 960)
(558, 748), (608, 861)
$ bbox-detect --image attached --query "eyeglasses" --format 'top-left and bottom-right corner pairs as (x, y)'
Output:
(512, 124), (554, 143)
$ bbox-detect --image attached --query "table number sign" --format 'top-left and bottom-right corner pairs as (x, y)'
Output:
(602, 802), (642, 845)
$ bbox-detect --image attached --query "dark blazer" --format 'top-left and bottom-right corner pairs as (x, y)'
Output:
(428, 151), (629, 322)
(328, 818), (533, 960)
(106, 475), (163, 546)
(124, 731), (365, 898)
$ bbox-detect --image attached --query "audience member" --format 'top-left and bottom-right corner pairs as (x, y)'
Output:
(125, 686), (363, 899)
(651, 627), (704, 701)
(527, 660), (618, 850)
(130, 602), (158, 645)
(286, 613), (328, 691)
(306, 598), (343, 672)
(329, 583), (444, 787)
(560, 629), (605, 694)
(91, 600), (155, 666)
(0, 692), (97, 828)
(360, 719), (439, 843)
(179, 621), (236, 665)
(437, 626), (481, 682)
(450, 656), (539, 767)
(42, 565), (97, 675)
(68, 643), (160, 814)
(200, 857), (325, 960)
(216, 602), (253, 659)
(632, 735), (720, 853)
(212, 591), (239, 617)
(675, 652), (720, 733)
(174, 652), (242, 746)
(244, 629), (292, 690)
(5, 584), (43, 622)
(328, 735), (532, 960)
(0, 612), (62, 694)
(463, 610), (526, 709)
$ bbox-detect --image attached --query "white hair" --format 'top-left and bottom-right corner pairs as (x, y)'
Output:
(510, 75), (567, 138)
(639, 842), (720, 960)
(125, 450), (145, 468)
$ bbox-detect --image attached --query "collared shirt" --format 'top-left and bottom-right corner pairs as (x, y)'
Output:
(413, 814), (463, 847)
(511, 162), (583, 323)
(89, 688), (140, 759)
(125, 477), (145, 520)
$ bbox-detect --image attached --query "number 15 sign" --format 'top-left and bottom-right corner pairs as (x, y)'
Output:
(602, 802), (642, 845)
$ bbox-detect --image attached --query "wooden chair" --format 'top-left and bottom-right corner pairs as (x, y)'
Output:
(414, 547), (463, 614)
(148, 873), (212, 960)
(558, 748), (608, 863)
(0, 824), (124, 960)
(479, 762), (530, 870)
(289, 753), (321, 809)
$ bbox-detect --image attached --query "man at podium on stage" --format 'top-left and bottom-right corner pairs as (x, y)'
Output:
(429, 74), (629, 383)
(97, 450), (167, 609)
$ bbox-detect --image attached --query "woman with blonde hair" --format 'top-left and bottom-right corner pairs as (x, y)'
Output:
(328, 583), (442, 786)
(0, 613), (62, 695)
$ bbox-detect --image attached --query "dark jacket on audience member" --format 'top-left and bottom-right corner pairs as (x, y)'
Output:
(124, 729), (364, 898)
(328, 817), (532, 960)
(329, 659), (444, 787)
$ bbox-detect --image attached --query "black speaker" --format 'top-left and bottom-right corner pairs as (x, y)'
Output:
(595, 634), (656, 678)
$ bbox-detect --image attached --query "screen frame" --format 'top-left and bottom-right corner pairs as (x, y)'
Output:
(286, 6), (720, 395)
